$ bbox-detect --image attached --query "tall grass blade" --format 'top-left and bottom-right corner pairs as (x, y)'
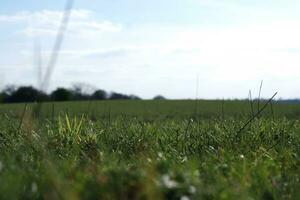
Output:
(249, 90), (254, 117)
(18, 103), (28, 131)
(33, 0), (75, 118)
(270, 101), (275, 121)
(41, 0), (75, 91)
(257, 80), (263, 112)
(237, 92), (277, 135)
(194, 74), (200, 118)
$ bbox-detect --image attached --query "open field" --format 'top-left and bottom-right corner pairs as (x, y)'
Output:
(0, 100), (299, 199)
(1, 99), (300, 120)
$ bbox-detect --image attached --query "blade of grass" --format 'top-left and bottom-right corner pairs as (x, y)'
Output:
(237, 92), (277, 135)
(18, 103), (28, 131)
(41, 0), (75, 91)
(257, 80), (263, 112)
(249, 90), (254, 118)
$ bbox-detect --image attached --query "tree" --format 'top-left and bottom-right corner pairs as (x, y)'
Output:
(7, 86), (48, 103)
(0, 84), (145, 103)
(51, 88), (73, 101)
(109, 92), (131, 100)
(0, 92), (7, 103)
(153, 95), (166, 100)
(2, 85), (16, 95)
(71, 83), (95, 101)
(129, 95), (141, 100)
(92, 89), (107, 100)
(71, 84), (90, 100)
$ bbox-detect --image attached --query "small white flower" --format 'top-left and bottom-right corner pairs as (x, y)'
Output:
(209, 145), (215, 151)
(189, 185), (196, 194)
(181, 156), (188, 163)
(180, 195), (190, 200)
(240, 154), (245, 159)
(158, 152), (163, 158)
(161, 174), (178, 189)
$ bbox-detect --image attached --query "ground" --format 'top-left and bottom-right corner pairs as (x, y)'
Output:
(0, 100), (299, 199)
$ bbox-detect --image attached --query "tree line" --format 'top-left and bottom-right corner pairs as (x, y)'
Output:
(0, 85), (166, 103)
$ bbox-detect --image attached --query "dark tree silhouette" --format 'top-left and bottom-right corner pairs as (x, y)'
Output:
(153, 95), (166, 100)
(0, 92), (7, 102)
(71, 85), (90, 100)
(51, 88), (73, 101)
(1, 85), (16, 102)
(129, 95), (141, 100)
(92, 89), (107, 100)
(7, 86), (48, 103)
(0, 85), (144, 103)
(2, 85), (16, 95)
(109, 92), (131, 100)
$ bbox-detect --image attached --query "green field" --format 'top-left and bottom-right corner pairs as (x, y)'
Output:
(0, 100), (299, 199)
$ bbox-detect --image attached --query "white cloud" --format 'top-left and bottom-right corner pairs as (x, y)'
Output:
(2, 7), (300, 98)
(0, 10), (91, 24)
(17, 19), (300, 87)
(0, 9), (122, 37)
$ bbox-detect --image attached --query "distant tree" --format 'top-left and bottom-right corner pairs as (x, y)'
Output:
(51, 88), (73, 101)
(153, 95), (166, 100)
(71, 84), (91, 100)
(2, 85), (16, 96)
(1, 85), (17, 102)
(0, 84), (144, 103)
(92, 89), (107, 100)
(72, 83), (95, 94)
(7, 86), (48, 103)
(109, 92), (131, 100)
(0, 92), (7, 103)
(129, 95), (142, 100)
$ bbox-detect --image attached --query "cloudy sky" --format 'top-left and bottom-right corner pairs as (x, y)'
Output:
(0, 0), (300, 99)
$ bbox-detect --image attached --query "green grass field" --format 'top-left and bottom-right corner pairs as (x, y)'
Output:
(0, 100), (299, 199)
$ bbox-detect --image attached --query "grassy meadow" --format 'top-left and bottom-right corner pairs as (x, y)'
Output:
(0, 100), (299, 199)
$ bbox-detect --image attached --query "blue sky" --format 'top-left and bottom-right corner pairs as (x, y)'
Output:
(1, 0), (300, 99)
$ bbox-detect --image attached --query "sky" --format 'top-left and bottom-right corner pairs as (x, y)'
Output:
(0, 0), (300, 99)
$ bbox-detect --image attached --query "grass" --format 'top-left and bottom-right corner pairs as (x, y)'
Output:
(0, 100), (299, 199)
